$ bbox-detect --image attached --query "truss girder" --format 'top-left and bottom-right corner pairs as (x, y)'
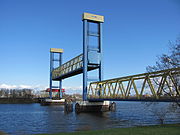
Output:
(88, 68), (180, 101)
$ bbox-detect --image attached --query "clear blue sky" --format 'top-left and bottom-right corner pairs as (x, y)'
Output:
(0, 0), (180, 92)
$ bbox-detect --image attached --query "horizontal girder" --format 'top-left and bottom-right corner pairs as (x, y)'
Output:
(88, 68), (180, 102)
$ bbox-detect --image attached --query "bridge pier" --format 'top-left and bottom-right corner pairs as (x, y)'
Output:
(41, 99), (65, 106)
(75, 101), (115, 113)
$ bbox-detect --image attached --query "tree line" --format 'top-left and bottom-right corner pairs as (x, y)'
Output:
(0, 88), (34, 98)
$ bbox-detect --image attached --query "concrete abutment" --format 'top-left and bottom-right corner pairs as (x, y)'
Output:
(75, 101), (116, 113)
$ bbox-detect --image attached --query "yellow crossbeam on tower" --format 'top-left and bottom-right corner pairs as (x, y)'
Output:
(82, 13), (104, 22)
(50, 48), (63, 53)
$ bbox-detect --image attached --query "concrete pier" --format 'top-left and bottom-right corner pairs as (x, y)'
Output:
(40, 99), (65, 106)
(75, 101), (114, 113)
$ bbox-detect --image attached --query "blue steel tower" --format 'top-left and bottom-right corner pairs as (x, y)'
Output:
(82, 13), (104, 101)
(49, 13), (108, 111)
(49, 48), (63, 99)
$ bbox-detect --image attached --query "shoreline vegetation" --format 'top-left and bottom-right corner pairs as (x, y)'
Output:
(0, 94), (82, 104)
(36, 124), (180, 135)
(0, 98), (38, 104)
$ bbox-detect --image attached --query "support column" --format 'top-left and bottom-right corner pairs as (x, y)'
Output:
(99, 23), (103, 81)
(59, 53), (62, 98)
(49, 52), (53, 99)
(83, 20), (88, 101)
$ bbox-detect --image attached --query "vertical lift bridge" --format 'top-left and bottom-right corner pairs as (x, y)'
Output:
(51, 13), (104, 101)
(49, 13), (180, 111)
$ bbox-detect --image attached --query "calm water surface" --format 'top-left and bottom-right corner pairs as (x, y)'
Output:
(0, 102), (179, 135)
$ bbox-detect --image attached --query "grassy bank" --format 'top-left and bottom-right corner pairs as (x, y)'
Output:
(37, 124), (180, 135)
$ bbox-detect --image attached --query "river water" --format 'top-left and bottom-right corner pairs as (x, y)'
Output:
(0, 102), (179, 135)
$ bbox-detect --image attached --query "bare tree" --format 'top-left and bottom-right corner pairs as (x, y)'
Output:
(146, 37), (180, 107)
(144, 102), (178, 125)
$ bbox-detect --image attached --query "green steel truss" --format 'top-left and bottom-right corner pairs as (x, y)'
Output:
(88, 68), (180, 101)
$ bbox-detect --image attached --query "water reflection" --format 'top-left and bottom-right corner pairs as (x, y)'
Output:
(0, 102), (179, 135)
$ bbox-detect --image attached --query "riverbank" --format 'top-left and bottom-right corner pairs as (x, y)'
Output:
(0, 98), (38, 104)
(37, 124), (180, 135)
(0, 131), (7, 135)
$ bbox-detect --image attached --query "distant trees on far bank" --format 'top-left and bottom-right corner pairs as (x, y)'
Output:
(0, 88), (34, 98)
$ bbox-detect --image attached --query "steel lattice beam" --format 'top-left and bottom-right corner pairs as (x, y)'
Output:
(88, 68), (180, 102)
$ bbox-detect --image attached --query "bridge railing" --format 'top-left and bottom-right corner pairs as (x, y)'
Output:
(88, 68), (180, 101)
(52, 54), (83, 79)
